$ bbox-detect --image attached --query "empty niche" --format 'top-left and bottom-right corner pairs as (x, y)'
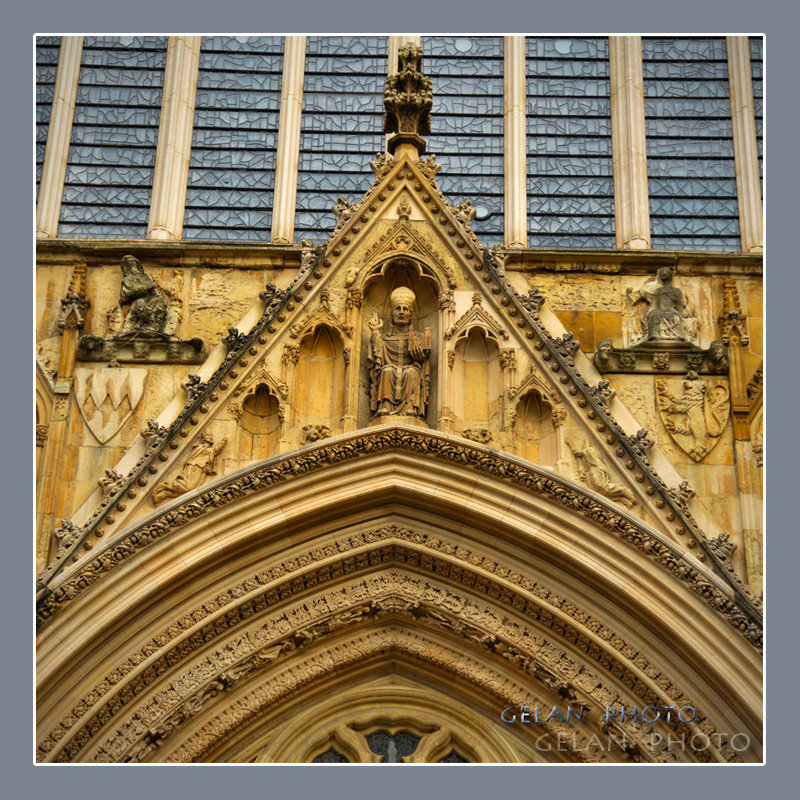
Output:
(239, 384), (281, 461)
(513, 390), (556, 465)
(294, 325), (345, 430)
(454, 328), (502, 430)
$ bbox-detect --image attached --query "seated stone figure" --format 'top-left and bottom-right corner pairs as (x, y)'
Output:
(117, 254), (169, 336)
(368, 286), (431, 419)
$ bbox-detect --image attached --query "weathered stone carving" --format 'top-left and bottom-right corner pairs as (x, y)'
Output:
(152, 433), (228, 505)
(74, 367), (147, 445)
(626, 268), (698, 344)
(36, 424), (48, 446)
(117, 255), (169, 335)
(594, 338), (726, 376)
(78, 256), (204, 365)
(302, 425), (332, 444)
(462, 429), (493, 444)
(97, 469), (124, 500)
(368, 287), (431, 419)
(332, 196), (357, 232)
(567, 437), (637, 508)
(383, 43), (432, 149)
(57, 262), (91, 333)
(656, 372), (730, 461)
(718, 278), (750, 346)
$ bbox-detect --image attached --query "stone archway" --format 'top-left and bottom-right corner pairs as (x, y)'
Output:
(36, 426), (762, 764)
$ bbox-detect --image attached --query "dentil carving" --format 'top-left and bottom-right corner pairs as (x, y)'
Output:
(152, 433), (228, 505)
(656, 372), (730, 461)
(567, 437), (637, 509)
(368, 287), (431, 419)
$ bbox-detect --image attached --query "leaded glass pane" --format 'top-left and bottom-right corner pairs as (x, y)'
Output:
(365, 731), (420, 763)
(312, 747), (349, 763)
(643, 37), (740, 250)
(439, 750), (470, 763)
(60, 36), (166, 238)
(526, 37), (614, 249)
(36, 36), (60, 192)
(296, 36), (387, 241)
(750, 37), (763, 198)
(424, 36), (504, 245)
(184, 36), (283, 241)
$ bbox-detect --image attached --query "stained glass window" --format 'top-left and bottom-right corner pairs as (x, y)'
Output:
(643, 37), (740, 251)
(296, 36), (388, 242)
(36, 36), (60, 194)
(424, 36), (504, 246)
(311, 747), (349, 763)
(365, 731), (420, 763)
(59, 37), (167, 238)
(525, 37), (614, 249)
(750, 37), (763, 200)
(183, 37), (283, 241)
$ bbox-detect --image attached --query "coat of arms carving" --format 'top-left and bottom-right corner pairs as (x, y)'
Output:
(656, 371), (730, 461)
(74, 367), (147, 444)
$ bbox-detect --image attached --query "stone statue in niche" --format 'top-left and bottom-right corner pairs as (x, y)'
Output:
(566, 437), (637, 509)
(625, 267), (698, 344)
(368, 287), (431, 419)
(152, 432), (228, 505)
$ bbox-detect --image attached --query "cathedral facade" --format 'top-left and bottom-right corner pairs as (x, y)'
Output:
(35, 35), (763, 763)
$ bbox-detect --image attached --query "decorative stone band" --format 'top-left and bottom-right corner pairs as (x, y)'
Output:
(39, 548), (738, 764)
(36, 425), (761, 651)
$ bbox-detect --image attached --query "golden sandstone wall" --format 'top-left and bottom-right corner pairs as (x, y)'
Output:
(36, 242), (763, 585)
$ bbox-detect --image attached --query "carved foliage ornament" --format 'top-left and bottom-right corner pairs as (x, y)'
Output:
(383, 43), (432, 138)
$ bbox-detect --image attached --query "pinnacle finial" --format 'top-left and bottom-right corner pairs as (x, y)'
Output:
(383, 43), (432, 156)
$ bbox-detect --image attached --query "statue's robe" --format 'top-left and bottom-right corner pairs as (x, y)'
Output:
(369, 327), (429, 417)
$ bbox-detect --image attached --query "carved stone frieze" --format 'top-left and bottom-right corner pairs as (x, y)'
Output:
(594, 338), (728, 376)
(656, 373), (730, 461)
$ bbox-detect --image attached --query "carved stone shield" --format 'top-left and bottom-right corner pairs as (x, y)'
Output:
(74, 367), (147, 444)
(655, 373), (730, 461)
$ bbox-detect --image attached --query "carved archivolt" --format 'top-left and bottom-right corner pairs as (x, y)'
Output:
(37, 428), (762, 651)
(37, 521), (759, 764)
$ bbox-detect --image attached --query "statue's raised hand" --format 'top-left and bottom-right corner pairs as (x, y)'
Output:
(368, 313), (383, 334)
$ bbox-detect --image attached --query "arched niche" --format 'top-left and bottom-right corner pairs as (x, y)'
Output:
(359, 259), (440, 427)
(452, 327), (502, 431)
(238, 384), (281, 462)
(293, 324), (346, 431)
(513, 389), (557, 466)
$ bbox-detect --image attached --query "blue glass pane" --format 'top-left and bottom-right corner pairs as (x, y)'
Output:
(296, 36), (388, 241)
(184, 36), (283, 241)
(750, 37), (763, 197)
(525, 38), (614, 248)
(60, 36), (166, 237)
(423, 36), (504, 242)
(36, 37), (60, 191)
(643, 37), (740, 251)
